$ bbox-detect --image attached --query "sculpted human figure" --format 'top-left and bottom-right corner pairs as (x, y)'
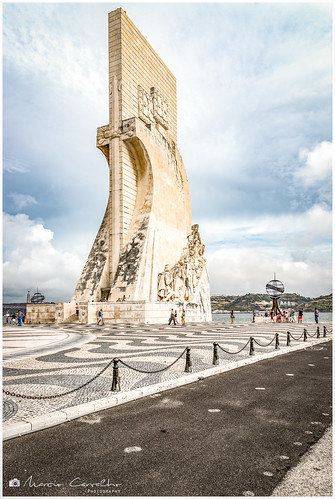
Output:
(163, 264), (174, 301)
(184, 259), (195, 300)
(157, 272), (165, 300)
(157, 224), (208, 305)
(195, 260), (203, 282)
(190, 259), (197, 295)
(191, 223), (200, 241)
(173, 262), (186, 300)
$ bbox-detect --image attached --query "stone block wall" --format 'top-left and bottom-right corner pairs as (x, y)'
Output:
(65, 9), (212, 320)
(25, 304), (57, 324)
(109, 8), (177, 145)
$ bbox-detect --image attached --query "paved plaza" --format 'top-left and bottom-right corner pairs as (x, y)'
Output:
(2, 320), (332, 435)
(3, 335), (332, 497)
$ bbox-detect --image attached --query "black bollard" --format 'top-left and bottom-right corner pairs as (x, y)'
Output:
(185, 347), (192, 373)
(323, 326), (327, 337)
(275, 333), (280, 350)
(287, 332), (291, 346)
(111, 358), (121, 392)
(303, 329), (307, 342)
(213, 343), (219, 365)
(317, 326), (320, 338)
(249, 337), (255, 356)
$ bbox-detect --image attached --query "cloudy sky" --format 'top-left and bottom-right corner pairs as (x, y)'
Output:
(3, 2), (332, 303)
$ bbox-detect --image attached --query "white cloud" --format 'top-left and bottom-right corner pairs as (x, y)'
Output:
(8, 193), (38, 211)
(296, 141), (333, 187)
(4, 158), (30, 174)
(207, 246), (332, 298)
(2, 3), (332, 301)
(200, 204), (332, 247)
(199, 203), (332, 297)
(3, 213), (84, 302)
(3, 4), (107, 104)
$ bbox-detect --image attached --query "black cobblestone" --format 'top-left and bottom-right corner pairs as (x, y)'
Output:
(3, 322), (331, 425)
(2, 399), (18, 422)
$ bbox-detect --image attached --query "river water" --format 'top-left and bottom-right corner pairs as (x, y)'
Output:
(212, 312), (333, 324)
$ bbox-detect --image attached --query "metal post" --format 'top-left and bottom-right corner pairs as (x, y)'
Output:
(111, 358), (121, 392)
(213, 343), (219, 365)
(303, 329), (307, 342)
(275, 333), (280, 350)
(323, 326), (327, 337)
(286, 332), (291, 346)
(316, 326), (320, 338)
(185, 347), (192, 373)
(249, 337), (255, 356)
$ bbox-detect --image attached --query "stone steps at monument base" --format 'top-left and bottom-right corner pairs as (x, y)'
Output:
(61, 313), (79, 324)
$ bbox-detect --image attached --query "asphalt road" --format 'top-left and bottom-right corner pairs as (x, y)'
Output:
(3, 341), (332, 497)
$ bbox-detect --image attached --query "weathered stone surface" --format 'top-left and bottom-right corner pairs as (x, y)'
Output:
(27, 8), (211, 324)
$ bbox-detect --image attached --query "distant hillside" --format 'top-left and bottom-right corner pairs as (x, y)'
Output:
(211, 293), (332, 312)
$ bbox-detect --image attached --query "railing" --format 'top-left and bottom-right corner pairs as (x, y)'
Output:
(3, 326), (332, 399)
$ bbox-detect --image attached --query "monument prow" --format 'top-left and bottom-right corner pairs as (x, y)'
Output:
(26, 8), (211, 325)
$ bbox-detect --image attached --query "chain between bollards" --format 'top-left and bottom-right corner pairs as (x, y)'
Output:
(213, 342), (219, 365)
(111, 358), (121, 392)
(185, 347), (192, 373)
(5, 325), (329, 401)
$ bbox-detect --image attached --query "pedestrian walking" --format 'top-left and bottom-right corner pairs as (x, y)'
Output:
(252, 310), (255, 323)
(174, 310), (179, 324)
(314, 307), (319, 324)
(17, 310), (23, 326)
(75, 303), (79, 319)
(97, 309), (104, 326)
(12, 313), (16, 326)
(298, 307), (303, 323)
(168, 309), (176, 326)
(5, 312), (9, 324)
(181, 309), (186, 325)
(230, 310), (234, 324)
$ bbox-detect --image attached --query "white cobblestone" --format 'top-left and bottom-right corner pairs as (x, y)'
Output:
(3, 321), (332, 434)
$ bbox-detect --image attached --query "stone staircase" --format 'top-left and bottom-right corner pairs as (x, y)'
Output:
(61, 313), (79, 324)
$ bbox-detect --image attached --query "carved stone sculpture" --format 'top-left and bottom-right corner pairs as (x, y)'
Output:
(158, 224), (207, 303)
(27, 8), (211, 325)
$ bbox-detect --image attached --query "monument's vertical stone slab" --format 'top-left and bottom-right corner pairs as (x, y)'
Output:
(27, 8), (211, 324)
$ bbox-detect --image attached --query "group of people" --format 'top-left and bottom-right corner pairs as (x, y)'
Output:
(116, 295), (126, 302)
(168, 309), (186, 326)
(95, 307), (186, 327)
(5, 310), (25, 325)
(254, 309), (300, 323)
(252, 307), (320, 324)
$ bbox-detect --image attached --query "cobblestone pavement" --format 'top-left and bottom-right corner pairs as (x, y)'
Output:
(2, 326), (95, 362)
(2, 321), (332, 426)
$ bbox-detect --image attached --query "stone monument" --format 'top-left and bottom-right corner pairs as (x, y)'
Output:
(26, 8), (211, 324)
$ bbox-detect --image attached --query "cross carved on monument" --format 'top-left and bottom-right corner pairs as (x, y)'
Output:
(70, 8), (211, 323)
